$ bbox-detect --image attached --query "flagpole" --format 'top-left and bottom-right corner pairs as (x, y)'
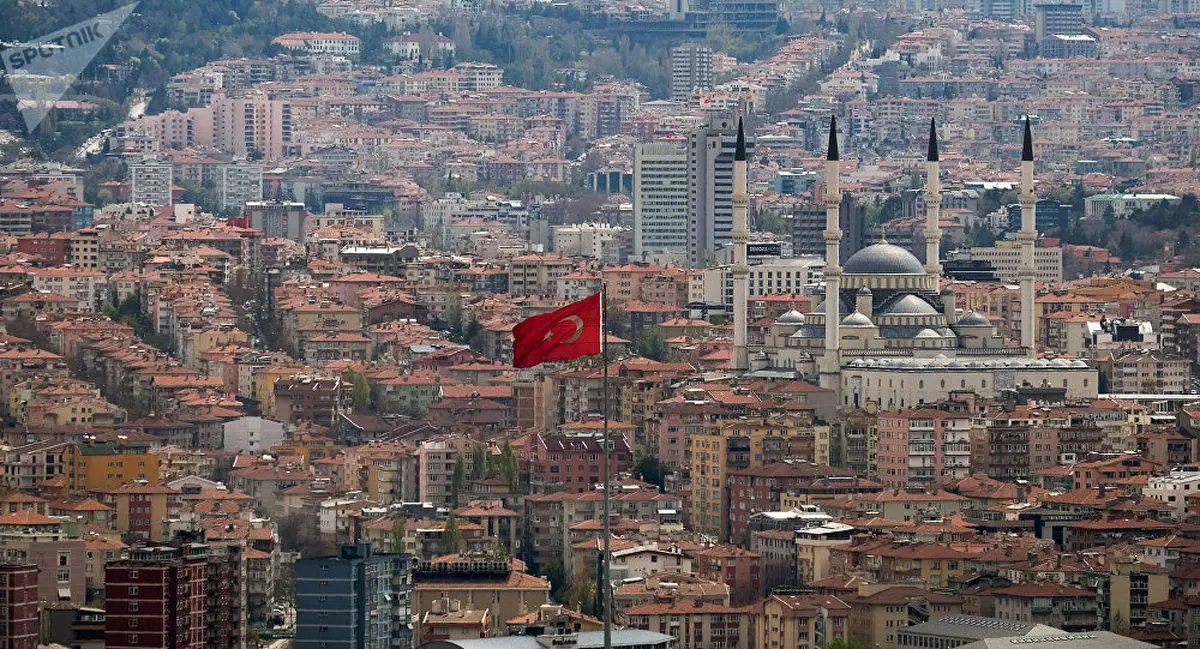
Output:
(599, 280), (612, 649)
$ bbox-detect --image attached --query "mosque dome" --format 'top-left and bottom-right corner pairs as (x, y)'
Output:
(881, 295), (939, 316)
(843, 243), (926, 275)
(956, 311), (991, 327)
(915, 328), (942, 338)
(841, 312), (874, 327)
(775, 309), (805, 324)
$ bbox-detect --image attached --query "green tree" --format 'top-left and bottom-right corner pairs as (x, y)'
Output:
(470, 444), (487, 480)
(1118, 231), (1135, 262)
(499, 439), (519, 490)
(391, 517), (407, 553)
(825, 638), (865, 649)
(354, 370), (373, 412)
(451, 454), (466, 508)
(634, 454), (665, 489)
(604, 305), (630, 340)
(489, 537), (507, 561)
(635, 325), (667, 361)
(440, 512), (464, 555)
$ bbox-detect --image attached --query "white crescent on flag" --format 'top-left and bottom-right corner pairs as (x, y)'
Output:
(561, 315), (584, 343)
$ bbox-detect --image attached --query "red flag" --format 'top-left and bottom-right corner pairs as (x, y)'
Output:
(512, 293), (602, 368)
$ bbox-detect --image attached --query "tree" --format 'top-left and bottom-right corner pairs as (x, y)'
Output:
(499, 439), (519, 490)
(273, 563), (296, 619)
(145, 84), (169, 115)
(344, 369), (372, 413)
(634, 454), (665, 489)
(1110, 610), (1128, 635)
(1118, 231), (1135, 262)
(825, 638), (865, 649)
(440, 512), (464, 555)
(451, 454), (466, 508)
(604, 305), (630, 340)
(489, 537), (508, 561)
(541, 558), (566, 591)
(635, 325), (667, 361)
(391, 517), (407, 553)
(470, 444), (487, 481)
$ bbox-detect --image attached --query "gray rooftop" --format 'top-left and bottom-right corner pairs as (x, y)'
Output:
(899, 615), (1063, 642)
(959, 631), (1156, 649)
(421, 630), (676, 649)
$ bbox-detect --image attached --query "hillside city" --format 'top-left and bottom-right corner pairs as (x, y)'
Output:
(2, 1), (1200, 649)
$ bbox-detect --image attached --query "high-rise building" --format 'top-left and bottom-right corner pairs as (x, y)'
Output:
(211, 92), (294, 160)
(295, 544), (414, 649)
(633, 142), (689, 263)
(204, 541), (248, 649)
(215, 163), (264, 214)
(0, 563), (39, 649)
(790, 197), (864, 263)
(130, 160), (174, 206)
(687, 114), (754, 268)
(669, 45), (714, 102)
(104, 546), (208, 649)
(245, 201), (307, 243)
(1034, 3), (1084, 42)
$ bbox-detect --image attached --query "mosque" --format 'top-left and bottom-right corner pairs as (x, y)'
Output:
(728, 116), (1098, 409)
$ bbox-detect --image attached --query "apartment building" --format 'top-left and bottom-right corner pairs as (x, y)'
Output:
(215, 163), (263, 214)
(669, 44), (714, 102)
(296, 544), (413, 649)
(130, 160), (173, 206)
(876, 409), (973, 488)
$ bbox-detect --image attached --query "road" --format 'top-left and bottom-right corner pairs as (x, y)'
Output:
(75, 93), (146, 159)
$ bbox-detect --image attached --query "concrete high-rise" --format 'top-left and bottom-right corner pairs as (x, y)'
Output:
(296, 544), (414, 649)
(130, 159), (174, 206)
(246, 201), (308, 243)
(687, 114), (754, 268)
(670, 45), (714, 102)
(791, 197), (863, 263)
(633, 142), (689, 263)
(1034, 3), (1084, 41)
(215, 162), (264, 214)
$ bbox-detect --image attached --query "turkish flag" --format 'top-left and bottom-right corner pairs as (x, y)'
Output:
(512, 293), (602, 368)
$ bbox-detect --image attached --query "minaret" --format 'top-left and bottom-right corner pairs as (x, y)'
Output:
(924, 117), (942, 281)
(1018, 113), (1038, 357)
(731, 117), (750, 372)
(818, 114), (843, 391)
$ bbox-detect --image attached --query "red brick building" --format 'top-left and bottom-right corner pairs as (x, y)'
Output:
(692, 544), (762, 606)
(727, 463), (858, 533)
(0, 563), (39, 649)
(15, 232), (70, 265)
(105, 545), (207, 649)
(530, 433), (632, 494)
